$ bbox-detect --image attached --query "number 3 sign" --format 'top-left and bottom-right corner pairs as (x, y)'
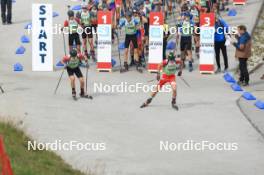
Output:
(200, 13), (215, 27)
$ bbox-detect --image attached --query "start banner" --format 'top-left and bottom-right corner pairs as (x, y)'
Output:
(97, 11), (112, 72)
(148, 12), (164, 72)
(199, 13), (215, 74)
(32, 4), (53, 71)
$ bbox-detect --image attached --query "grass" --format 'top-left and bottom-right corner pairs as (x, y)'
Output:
(0, 121), (87, 175)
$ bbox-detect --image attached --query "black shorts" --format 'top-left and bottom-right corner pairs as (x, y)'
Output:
(66, 67), (83, 78)
(69, 33), (81, 46)
(82, 26), (93, 39)
(144, 23), (149, 37)
(180, 36), (192, 51)
(125, 34), (138, 48)
(91, 24), (97, 34)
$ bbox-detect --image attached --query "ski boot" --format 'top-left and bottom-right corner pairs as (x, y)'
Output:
(84, 50), (89, 59)
(171, 98), (179, 110)
(188, 61), (193, 72)
(91, 50), (96, 62)
(136, 61), (143, 73)
(140, 98), (152, 108)
(72, 89), (78, 101)
(129, 56), (135, 67)
(123, 62), (129, 72)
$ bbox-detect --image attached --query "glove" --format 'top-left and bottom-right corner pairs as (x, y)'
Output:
(156, 74), (160, 81)
(177, 71), (182, 76)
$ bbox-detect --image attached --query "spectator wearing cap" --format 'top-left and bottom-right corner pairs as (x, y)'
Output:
(232, 25), (252, 86)
(1, 0), (12, 25)
(214, 16), (229, 73)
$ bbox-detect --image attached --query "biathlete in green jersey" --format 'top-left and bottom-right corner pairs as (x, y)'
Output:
(62, 49), (92, 100)
(140, 52), (183, 110)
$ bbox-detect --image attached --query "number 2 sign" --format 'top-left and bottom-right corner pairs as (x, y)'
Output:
(148, 12), (164, 72)
(200, 13), (215, 27)
(149, 12), (164, 26)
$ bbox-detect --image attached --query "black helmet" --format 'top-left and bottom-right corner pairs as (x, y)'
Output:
(168, 52), (175, 61)
(67, 10), (74, 17)
(70, 49), (78, 57)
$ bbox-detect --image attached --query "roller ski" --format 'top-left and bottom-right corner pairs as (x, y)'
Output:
(140, 98), (152, 108)
(80, 93), (93, 100)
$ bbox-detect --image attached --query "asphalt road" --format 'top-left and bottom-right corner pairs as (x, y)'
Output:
(0, 0), (263, 174)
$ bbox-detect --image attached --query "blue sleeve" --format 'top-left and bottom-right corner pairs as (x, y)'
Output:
(219, 19), (229, 33)
(240, 35), (248, 44)
(134, 19), (140, 25)
(119, 18), (126, 27)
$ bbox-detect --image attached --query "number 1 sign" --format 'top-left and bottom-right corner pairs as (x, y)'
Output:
(148, 12), (164, 72)
(199, 13), (215, 74)
(97, 11), (112, 72)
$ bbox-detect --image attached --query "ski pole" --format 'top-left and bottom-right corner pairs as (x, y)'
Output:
(0, 85), (4, 93)
(179, 76), (191, 88)
(54, 32), (67, 95)
(114, 29), (125, 72)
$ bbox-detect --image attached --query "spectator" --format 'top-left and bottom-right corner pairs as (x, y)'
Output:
(232, 25), (252, 86)
(214, 16), (229, 73)
(1, 0), (12, 25)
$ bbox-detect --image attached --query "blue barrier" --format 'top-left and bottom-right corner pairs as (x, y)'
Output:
(14, 63), (23, 71)
(72, 5), (81, 11)
(56, 61), (64, 67)
(166, 41), (176, 50)
(223, 73), (236, 83)
(111, 58), (116, 67)
(118, 42), (125, 50)
(231, 83), (243, 91)
(24, 23), (32, 29)
(16, 46), (26, 54)
(228, 9), (237, 17)
(21, 35), (30, 43)
(53, 12), (59, 18)
(12, 0), (16, 3)
(255, 101), (264, 110)
(242, 92), (256, 101)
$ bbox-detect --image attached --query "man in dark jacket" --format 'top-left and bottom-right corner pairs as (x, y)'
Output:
(214, 16), (229, 73)
(232, 25), (252, 86)
(1, 0), (12, 25)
